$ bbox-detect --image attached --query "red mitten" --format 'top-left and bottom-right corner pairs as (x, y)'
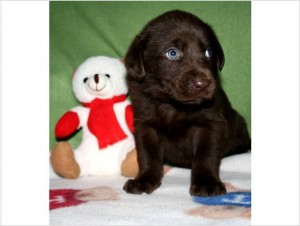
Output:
(55, 111), (80, 138)
(125, 105), (134, 133)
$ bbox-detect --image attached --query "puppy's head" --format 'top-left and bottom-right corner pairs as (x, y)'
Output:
(125, 10), (225, 104)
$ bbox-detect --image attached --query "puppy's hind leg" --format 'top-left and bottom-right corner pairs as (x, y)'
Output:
(225, 115), (251, 157)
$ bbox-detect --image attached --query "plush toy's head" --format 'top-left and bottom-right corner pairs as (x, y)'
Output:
(72, 56), (127, 103)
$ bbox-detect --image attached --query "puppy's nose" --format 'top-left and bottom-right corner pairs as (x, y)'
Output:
(192, 78), (211, 90)
(94, 74), (99, 84)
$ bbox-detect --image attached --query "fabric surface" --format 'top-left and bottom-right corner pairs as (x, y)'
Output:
(50, 152), (251, 225)
(50, 2), (251, 150)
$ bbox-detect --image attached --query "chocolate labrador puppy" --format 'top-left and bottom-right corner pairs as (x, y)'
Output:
(123, 10), (250, 196)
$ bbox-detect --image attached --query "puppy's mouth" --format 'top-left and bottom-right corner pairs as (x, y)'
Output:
(171, 92), (208, 104)
(169, 80), (216, 104)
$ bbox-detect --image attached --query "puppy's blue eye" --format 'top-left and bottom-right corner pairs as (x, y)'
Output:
(205, 47), (212, 58)
(165, 48), (181, 60)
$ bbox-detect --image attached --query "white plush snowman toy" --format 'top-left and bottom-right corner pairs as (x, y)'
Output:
(51, 56), (138, 179)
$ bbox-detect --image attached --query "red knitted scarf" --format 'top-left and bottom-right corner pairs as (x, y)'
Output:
(82, 95), (127, 149)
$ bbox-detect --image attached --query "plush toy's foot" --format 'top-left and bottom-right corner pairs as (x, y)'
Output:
(51, 142), (80, 179)
(121, 148), (139, 178)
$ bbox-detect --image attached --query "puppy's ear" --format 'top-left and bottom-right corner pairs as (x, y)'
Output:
(125, 35), (146, 80)
(216, 41), (225, 71)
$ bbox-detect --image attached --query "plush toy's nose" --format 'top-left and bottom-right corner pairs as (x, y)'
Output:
(94, 74), (99, 84)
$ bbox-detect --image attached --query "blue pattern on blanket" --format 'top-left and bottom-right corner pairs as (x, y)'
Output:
(193, 192), (251, 208)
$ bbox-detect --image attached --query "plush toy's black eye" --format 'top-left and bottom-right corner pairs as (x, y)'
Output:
(105, 74), (110, 78)
(83, 78), (88, 83)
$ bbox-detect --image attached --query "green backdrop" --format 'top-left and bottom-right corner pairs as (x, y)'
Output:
(50, 1), (251, 150)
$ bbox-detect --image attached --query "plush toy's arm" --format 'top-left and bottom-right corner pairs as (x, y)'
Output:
(55, 106), (88, 138)
(125, 105), (134, 133)
(55, 111), (80, 138)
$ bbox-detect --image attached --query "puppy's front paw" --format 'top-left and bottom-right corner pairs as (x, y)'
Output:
(190, 181), (226, 197)
(123, 179), (161, 194)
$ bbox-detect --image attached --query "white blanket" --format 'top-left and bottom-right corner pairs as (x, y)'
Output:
(50, 152), (251, 225)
